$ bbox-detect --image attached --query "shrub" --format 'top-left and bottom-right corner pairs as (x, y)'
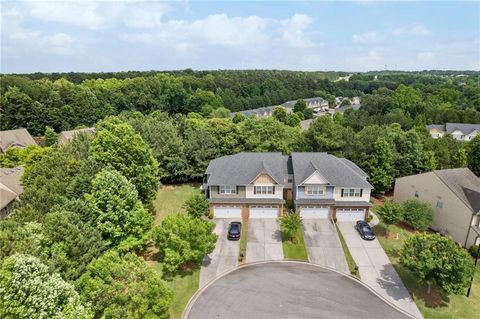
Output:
(469, 244), (479, 258)
(376, 200), (403, 228)
(402, 199), (433, 230)
(281, 212), (302, 242)
(183, 194), (209, 219)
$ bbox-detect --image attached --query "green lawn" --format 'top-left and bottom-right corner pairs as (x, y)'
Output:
(153, 184), (201, 223)
(281, 228), (309, 261)
(148, 261), (200, 319)
(239, 221), (248, 262)
(336, 224), (360, 278)
(148, 184), (202, 318)
(373, 223), (480, 319)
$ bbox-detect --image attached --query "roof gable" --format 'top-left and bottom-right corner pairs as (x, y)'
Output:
(0, 128), (37, 152)
(301, 168), (330, 185)
(434, 168), (480, 214)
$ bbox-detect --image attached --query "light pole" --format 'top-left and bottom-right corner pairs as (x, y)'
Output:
(467, 234), (479, 298)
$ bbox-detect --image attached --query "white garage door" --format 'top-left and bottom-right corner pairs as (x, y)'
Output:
(213, 206), (242, 218)
(300, 206), (329, 219)
(336, 208), (365, 221)
(249, 205), (279, 218)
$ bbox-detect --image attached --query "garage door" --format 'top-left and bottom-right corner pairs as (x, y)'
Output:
(249, 205), (279, 218)
(336, 208), (365, 221)
(213, 206), (242, 218)
(300, 206), (329, 219)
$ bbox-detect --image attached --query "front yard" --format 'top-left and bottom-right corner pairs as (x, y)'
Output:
(281, 227), (309, 261)
(149, 184), (202, 318)
(373, 222), (480, 319)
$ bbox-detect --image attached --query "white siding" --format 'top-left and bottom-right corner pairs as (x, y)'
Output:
(245, 185), (284, 199)
(302, 171), (329, 185)
(333, 188), (371, 202)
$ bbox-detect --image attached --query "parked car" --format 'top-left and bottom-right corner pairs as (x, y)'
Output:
(228, 221), (242, 240)
(355, 220), (376, 240)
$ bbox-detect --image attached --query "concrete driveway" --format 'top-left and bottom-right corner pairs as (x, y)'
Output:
(337, 222), (423, 319)
(185, 262), (413, 319)
(303, 219), (349, 273)
(246, 219), (283, 262)
(199, 219), (240, 288)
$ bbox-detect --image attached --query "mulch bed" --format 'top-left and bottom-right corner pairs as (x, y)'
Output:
(419, 285), (445, 307)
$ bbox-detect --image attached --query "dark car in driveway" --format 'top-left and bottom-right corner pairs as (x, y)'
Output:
(227, 221), (242, 240)
(355, 220), (376, 240)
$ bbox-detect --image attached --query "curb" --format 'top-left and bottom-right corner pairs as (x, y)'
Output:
(182, 260), (419, 319)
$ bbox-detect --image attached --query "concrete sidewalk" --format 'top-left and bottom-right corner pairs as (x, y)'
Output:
(246, 219), (283, 263)
(337, 221), (423, 319)
(199, 219), (240, 288)
(303, 219), (349, 273)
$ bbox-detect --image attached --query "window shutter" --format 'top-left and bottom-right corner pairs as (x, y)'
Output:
(273, 186), (275, 194)
(236, 186), (239, 194)
(360, 189), (363, 197)
(341, 189), (344, 197)
(254, 187), (256, 194)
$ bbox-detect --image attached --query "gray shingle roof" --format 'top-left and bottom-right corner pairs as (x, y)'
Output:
(206, 152), (285, 185)
(59, 127), (95, 143)
(339, 158), (368, 178)
(335, 201), (372, 207)
(426, 124), (445, 131)
(0, 128), (37, 153)
(445, 123), (480, 135)
(0, 166), (24, 210)
(295, 198), (335, 205)
(291, 153), (372, 189)
(434, 168), (480, 214)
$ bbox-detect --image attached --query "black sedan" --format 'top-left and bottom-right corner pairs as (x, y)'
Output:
(354, 221), (376, 240)
(227, 221), (242, 241)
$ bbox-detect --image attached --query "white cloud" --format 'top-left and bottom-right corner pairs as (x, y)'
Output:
(392, 24), (431, 36)
(351, 31), (380, 44)
(23, 0), (172, 30)
(280, 14), (314, 48)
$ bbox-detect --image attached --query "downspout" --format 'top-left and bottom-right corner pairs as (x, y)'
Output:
(464, 212), (476, 247)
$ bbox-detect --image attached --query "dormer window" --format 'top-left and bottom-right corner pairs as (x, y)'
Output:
(219, 185), (236, 194)
(306, 185), (324, 195)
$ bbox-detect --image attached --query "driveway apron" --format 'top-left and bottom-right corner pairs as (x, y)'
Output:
(246, 219), (283, 263)
(303, 219), (349, 274)
(199, 219), (240, 288)
(337, 221), (423, 319)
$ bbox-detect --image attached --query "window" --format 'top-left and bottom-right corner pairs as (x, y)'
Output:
(219, 185), (236, 194)
(254, 186), (273, 195)
(436, 200), (443, 208)
(306, 185), (324, 195)
(414, 191), (419, 198)
(287, 177), (293, 183)
(342, 188), (361, 197)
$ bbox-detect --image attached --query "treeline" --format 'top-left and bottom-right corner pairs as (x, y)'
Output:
(2, 70), (479, 136)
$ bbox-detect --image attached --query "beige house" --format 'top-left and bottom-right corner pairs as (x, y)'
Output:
(58, 127), (95, 144)
(393, 168), (480, 248)
(0, 166), (25, 219)
(0, 128), (37, 153)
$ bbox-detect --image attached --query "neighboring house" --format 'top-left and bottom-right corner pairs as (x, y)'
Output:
(231, 97), (329, 118)
(204, 152), (372, 220)
(0, 166), (24, 218)
(58, 127), (95, 144)
(300, 119), (313, 131)
(426, 123), (480, 141)
(393, 168), (480, 248)
(0, 128), (37, 153)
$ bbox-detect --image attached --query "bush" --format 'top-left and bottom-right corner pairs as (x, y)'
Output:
(376, 200), (403, 227)
(469, 244), (479, 258)
(281, 212), (302, 242)
(402, 199), (433, 230)
(183, 194), (209, 219)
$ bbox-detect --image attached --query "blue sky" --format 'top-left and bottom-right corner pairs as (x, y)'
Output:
(1, 0), (479, 73)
